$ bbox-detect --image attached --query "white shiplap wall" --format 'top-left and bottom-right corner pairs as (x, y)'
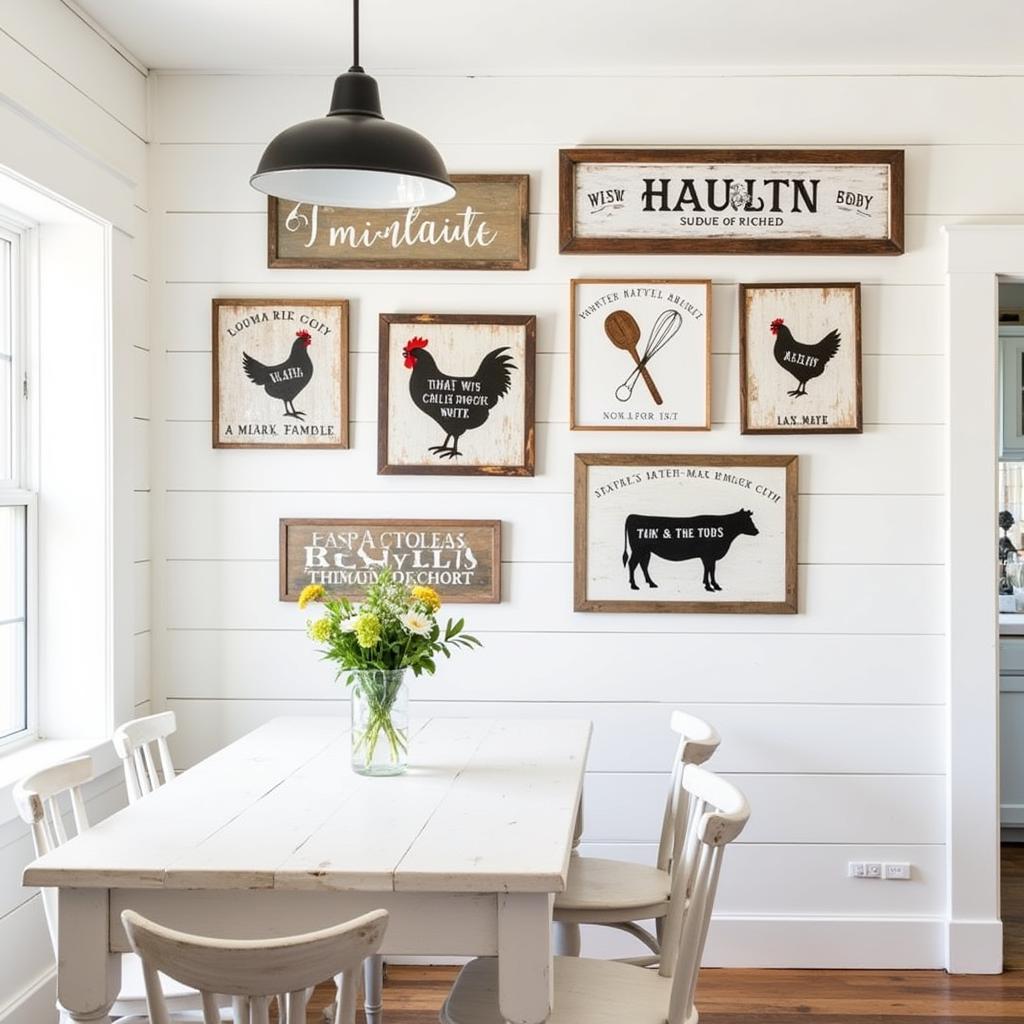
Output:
(147, 68), (1022, 968)
(0, 2), (149, 1020)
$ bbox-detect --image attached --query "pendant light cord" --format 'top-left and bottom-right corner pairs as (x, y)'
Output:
(351, 0), (362, 71)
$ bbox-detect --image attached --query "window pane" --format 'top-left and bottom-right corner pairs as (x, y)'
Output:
(0, 505), (26, 740)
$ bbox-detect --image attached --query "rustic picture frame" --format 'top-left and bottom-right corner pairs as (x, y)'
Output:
(267, 174), (529, 270)
(378, 313), (536, 477)
(574, 453), (798, 614)
(212, 298), (349, 450)
(559, 148), (904, 255)
(570, 278), (712, 431)
(280, 518), (502, 604)
(739, 282), (862, 435)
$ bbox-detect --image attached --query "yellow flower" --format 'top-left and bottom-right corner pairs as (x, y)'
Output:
(411, 585), (441, 613)
(298, 583), (326, 610)
(307, 617), (333, 643)
(354, 613), (382, 649)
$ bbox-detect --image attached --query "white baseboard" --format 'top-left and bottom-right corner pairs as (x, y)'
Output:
(387, 915), (947, 970)
(0, 967), (56, 1024)
(946, 918), (1003, 973)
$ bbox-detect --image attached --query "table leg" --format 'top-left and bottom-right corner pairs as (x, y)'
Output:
(57, 889), (120, 1022)
(497, 893), (553, 1024)
(363, 954), (383, 1024)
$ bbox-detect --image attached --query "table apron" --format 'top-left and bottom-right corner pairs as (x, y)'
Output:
(108, 889), (501, 956)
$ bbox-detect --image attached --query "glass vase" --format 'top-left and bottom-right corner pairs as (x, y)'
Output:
(350, 669), (409, 776)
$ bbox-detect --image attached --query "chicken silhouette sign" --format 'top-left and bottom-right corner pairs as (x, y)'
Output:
(213, 299), (349, 449)
(378, 314), (536, 476)
(739, 283), (862, 434)
(575, 453), (798, 614)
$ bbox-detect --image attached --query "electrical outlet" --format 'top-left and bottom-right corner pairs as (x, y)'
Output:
(884, 862), (912, 880)
(865, 862), (883, 878)
(848, 862), (867, 878)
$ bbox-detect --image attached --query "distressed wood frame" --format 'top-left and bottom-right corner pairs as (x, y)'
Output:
(377, 313), (536, 477)
(573, 453), (798, 614)
(558, 148), (904, 255)
(738, 282), (863, 435)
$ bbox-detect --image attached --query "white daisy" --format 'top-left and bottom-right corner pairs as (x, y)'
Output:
(401, 610), (432, 636)
(338, 615), (360, 633)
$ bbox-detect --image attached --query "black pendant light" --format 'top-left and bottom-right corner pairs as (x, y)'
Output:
(250, 0), (455, 208)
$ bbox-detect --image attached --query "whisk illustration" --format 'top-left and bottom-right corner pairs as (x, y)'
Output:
(604, 308), (683, 404)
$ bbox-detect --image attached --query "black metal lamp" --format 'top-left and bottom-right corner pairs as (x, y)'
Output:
(250, 0), (454, 208)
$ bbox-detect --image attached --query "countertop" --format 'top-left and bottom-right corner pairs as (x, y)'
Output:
(1000, 613), (1024, 635)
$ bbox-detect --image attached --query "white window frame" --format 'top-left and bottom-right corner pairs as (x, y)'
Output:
(0, 210), (38, 750)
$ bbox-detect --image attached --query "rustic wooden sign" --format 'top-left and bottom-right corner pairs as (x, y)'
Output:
(740, 283), (862, 435)
(570, 278), (711, 431)
(378, 313), (536, 477)
(212, 298), (349, 449)
(280, 519), (501, 603)
(559, 148), (904, 255)
(574, 453), (798, 614)
(268, 174), (529, 270)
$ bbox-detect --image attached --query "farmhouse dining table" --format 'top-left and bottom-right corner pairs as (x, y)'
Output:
(23, 716), (592, 1024)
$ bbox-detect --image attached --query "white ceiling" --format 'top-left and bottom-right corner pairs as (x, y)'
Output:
(73, 0), (1024, 74)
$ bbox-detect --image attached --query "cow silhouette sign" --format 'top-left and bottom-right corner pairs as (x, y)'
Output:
(623, 509), (759, 592)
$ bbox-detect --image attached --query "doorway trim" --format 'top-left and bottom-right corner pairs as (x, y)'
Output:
(945, 225), (1020, 973)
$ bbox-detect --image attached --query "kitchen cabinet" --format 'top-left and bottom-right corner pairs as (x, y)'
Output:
(1000, 327), (1024, 460)
(1000, 635), (1024, 830)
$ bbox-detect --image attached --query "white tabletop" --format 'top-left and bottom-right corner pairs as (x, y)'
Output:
(24, 716), (592, 895)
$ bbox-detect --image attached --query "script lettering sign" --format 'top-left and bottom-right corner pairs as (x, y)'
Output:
(268, 174), (529, 270)
(560, 149), (903, 255)
(280, 519), (501, 604)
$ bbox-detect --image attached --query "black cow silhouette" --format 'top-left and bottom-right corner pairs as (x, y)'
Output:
(622, 509), (759, 592)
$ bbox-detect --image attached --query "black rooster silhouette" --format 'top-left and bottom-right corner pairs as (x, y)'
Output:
(402, 336), (516, 459)
(242, 329), (313, 419)
(770, 317), (841, 398)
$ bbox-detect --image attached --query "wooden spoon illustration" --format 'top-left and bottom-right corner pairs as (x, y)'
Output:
(604, 310), (663, 404)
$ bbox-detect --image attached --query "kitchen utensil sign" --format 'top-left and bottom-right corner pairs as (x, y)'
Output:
(268, 174), (529, 270)
(560, 149), (904, 255)
(212, 299), (349, 449)
(280, 519), (501, 603)
(571, 279), (711, 431)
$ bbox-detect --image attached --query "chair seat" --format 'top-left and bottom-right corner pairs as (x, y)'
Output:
(553, 856), (671, 918)
(441, 956), (675, 1024)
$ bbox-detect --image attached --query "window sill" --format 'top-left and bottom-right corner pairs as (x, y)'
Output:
(0, 736), (119, 828)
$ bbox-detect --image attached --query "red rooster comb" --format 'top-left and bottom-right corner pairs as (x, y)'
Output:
(296, 329), (312, 346)
(769, 317), (785, 335)
(402, 336), (429, 369)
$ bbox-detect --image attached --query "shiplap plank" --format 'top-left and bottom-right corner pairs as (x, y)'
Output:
(132, 417), (150, 491)
(164, 559), (943, 635)
(163, 699), (942, 774)
(582, 772), (945, 845)
(155, 141), (1024, 218)
(161, 421), (944, 495)
(133, 561), (151, 634)
(157, 211), (957, 286)
(163, 630), (943, 705)
(133, 490), (151, 562)
(155, 281), (944, 357)
(134, 630), (151, 707)
(161, 490), (941, 565)
(151, 72), (1024, 147)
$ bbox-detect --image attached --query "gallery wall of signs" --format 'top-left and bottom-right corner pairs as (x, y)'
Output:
(210, 151), (904, 614)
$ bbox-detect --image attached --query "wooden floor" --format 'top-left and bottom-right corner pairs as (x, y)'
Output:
(300, 845), (1024, 1023)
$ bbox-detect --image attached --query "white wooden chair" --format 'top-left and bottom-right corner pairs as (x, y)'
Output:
(553, 710), (720, 960)
(441, 765), (750, 1024)
(112, 711), (178, 802)
(121, 907), (388, 1024)
(13, 755), (230, 1022)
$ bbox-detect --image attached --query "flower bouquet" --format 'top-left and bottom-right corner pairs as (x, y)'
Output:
(298, 571), (481, 775)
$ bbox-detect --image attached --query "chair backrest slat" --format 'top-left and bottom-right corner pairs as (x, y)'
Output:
(658, 764), (750, 1024)
(122, 908), (388, 1024)
(113, 711), (177, 804)
(656, 712), (721, 873)
(13, 756), (95, 953)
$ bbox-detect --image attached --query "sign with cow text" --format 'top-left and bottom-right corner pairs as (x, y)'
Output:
(212, 299), (349, 449)
(280, 519), (501, 604)
(378, 314), (536, 477)
(268, 175), (529, 270)
(740, 283), (862, 434)
(574, 453), (798, 613)
(571, 278), (711, 431)
(559, 149), (904, 255)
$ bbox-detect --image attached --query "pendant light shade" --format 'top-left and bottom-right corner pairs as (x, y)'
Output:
(250, 1), (454, 208)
